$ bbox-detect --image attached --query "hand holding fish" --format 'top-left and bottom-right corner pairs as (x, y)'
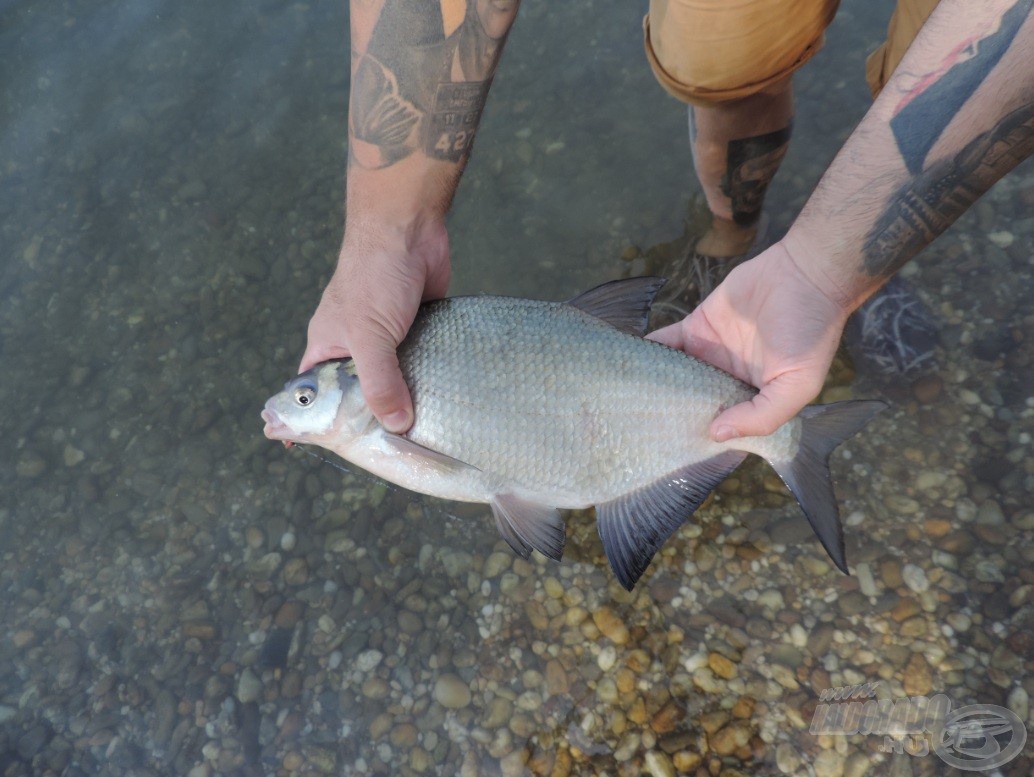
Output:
(299, 221), (451, 434)
(649, 241), (849, 443)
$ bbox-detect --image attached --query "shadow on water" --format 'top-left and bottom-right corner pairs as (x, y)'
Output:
(1, 0), (1032, 774)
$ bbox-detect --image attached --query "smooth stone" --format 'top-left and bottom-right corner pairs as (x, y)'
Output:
(592, 607), (629, 645)
(434, 674), (471, 709)
(901, 564), (929, 593)
(644, 751), (676, 777)
(355, 650), (383, 672)
(236, 668), (262, 703)
(708, 652), (737, 679)
(710, 721), (752, 755)
(1007, 686), (1028, 722)
(814, 750), (845, 777)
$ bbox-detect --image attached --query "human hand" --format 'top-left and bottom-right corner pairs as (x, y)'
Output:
(648, 241), (850, 441)
(299, 222), (450, 433)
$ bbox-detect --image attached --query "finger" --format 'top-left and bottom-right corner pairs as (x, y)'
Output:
(350, 340), (414, 433)
(710, 373), (820, 441)
(298, 343), (351, 375)
(645, 322), (685, 350)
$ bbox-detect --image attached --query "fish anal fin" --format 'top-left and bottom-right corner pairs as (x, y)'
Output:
(566, 277), (666, 336)
(597, 451), (746, 590)
(491, 494), (566, 562)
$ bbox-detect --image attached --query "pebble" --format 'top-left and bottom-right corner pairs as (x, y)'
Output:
(775, 743), (800, 774)
(282, 557), (308, 585)
(901, 564), (929, 593)
(280, 531), (296, 551)
(708, 652), (737, 679)
(1007, 686), (1028, 722)
(597, 645), (617, 671)
(814, 750), (845, 777)
(483, 552), (511, 578)
(16, 452), (46, 478)
(911, 375), (942, 403)
(355, 650), (383, 672)
(63, 444), (85, 466)
(710, 721), (752, 755)
(903, 654), (932, 696)
(644, 750), (676, 777)
(236, 668), (262, 703)
(0, 706), (15, 724)
(592, 607), (629, 645)
(856, 562), (878, 597)
(434, 674), (471, 709)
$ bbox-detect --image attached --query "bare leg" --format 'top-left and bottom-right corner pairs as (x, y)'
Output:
(690, 77), (794, 257)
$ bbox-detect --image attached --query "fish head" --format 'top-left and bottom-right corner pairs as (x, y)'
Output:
(261, 360), (371, 445)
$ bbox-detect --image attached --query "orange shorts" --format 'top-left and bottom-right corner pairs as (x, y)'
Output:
(645, 0), (941, 105)
(865, 0), (942, 97)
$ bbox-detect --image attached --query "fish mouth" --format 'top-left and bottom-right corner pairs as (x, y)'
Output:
(261, 407), (292, 444)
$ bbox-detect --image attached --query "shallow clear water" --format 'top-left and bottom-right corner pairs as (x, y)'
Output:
(2, 0), (1032, 775)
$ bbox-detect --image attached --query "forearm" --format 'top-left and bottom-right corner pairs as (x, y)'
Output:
(344, 0), (519, 243)
(786, 0), (1034, 311)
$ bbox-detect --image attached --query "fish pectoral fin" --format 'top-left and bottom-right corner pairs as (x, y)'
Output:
(490, 494), (566, 562)
(382, 433), (481, 475)
(566, 277), (666, 336)
(596, 451), (746, 591)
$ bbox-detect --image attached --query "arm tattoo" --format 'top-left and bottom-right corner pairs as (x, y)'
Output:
(863, 103), (1034, 279)
(720, 124), (792, 227)
(891, 0), (1031, 174)
(349, 0), (519, 169)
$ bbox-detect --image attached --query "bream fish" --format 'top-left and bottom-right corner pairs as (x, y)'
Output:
(262, 278), (884, 589)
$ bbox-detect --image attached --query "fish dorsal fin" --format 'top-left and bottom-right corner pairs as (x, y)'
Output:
(383, 433), (481, 475)
(596, 451), (746, 590)
(567, 277), (667, 336)
(491, 493), (566, 561)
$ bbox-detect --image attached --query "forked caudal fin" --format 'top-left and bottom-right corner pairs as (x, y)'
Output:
(767, 400), (887, 574)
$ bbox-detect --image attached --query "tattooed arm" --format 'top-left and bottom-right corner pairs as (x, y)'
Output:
(653, 0), (1033, 440)
(301, 0), (520, 432)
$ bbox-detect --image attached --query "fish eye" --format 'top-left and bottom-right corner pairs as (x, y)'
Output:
(294, 386), (317, 406)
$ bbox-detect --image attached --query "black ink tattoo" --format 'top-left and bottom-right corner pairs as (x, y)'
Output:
(349, 0), (519, 168)
(863, 103), (1034, 279)
(721, 124), (792, 226)
(891, 0), (1032, 174)
(349, 56), (422, 168)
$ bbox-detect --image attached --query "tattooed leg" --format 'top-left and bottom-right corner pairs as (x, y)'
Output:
(689, 78), (794, 257)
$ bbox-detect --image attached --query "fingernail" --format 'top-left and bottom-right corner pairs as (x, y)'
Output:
(383, 410), (411, 433)
(713, 425), (737, 443)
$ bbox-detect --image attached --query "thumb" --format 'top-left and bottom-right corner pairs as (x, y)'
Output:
(710, 373), (817, 442)
(350, 339), (414, 434)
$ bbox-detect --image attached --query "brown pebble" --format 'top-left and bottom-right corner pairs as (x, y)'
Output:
(710, 720), (752, 756)
(545, 659), (569, 696)
(708, 652), (737, 680)
(912, 375), (943, 404)
(903, 653), (933, 695)
(650, 701), (684, 734)
(698, 710), (729, 736)
(891, 598), (922, 622)
(880, 559), (903, 589)
(731, 696), (755, 719)
(282, 558), (309, 586)
(924, 519), (952, 538)
(282, 751), (303, 771)
(592, 607), (630, 645)
(181, 621), (217, 640)
(275, 601), (304, 629)
(390, 723), (418, 748)
(12, 630), (35, 649)
(673, 752), (703, 771)
(616, 668), (636, 694)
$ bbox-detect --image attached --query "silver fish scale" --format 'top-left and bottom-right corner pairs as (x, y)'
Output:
(397, 296), (758, 505)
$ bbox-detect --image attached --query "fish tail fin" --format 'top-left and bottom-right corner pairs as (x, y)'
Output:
(767, 400), (886, 574)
